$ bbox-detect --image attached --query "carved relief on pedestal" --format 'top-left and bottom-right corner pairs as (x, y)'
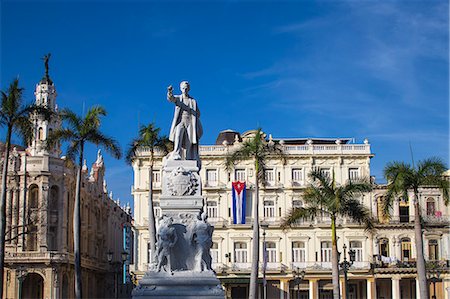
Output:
(166, 166), (199, 196)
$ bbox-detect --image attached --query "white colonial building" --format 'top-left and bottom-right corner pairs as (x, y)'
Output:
(130, 129), (449, 299)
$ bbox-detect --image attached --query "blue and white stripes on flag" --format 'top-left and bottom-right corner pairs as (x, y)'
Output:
(232, 181), (246, 224)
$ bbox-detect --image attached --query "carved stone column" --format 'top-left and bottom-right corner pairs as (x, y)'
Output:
(11, 186), (20, 244)
(6, 188), (12, 244)
(40, 182), (49, 250)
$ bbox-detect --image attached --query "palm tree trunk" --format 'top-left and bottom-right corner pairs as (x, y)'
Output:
(413, 192), (429, 299)
(0, 126), (12, 299)
(148, 152), (157, 265)
(331, 215), (341, 299)
(249, 159), (260, 299)
(74, 143), (84, 299)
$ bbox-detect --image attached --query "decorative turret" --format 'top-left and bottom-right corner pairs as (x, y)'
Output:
(28, 53), (62, 157)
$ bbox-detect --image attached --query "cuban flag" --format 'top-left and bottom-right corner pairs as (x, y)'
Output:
(232, 181), (246, 224)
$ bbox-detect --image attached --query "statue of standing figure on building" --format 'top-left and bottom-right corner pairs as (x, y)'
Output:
(167, 81), (203, 166)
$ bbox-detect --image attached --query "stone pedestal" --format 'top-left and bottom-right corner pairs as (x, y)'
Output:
(133, 271), (224, 299)
(132, 160), (224, 298)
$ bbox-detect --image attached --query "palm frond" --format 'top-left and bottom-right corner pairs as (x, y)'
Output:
(13, 116), (34, 146)
(341, 199), (374, 231)
(281, 207), (320, 229)
(47, 128), (78, 150)
(87, 131), (122, 159)
(60, 108), (82, 132)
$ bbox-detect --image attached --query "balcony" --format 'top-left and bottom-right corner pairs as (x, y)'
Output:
(231, 262), (252, 271)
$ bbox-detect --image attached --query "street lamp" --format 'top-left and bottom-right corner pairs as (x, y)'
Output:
(261, 223), (269, 299)
(428, 270), (442, 299)
(107, 251), (119, 299)
(293, 267), (305, 299)
(339, 244), (355, 299)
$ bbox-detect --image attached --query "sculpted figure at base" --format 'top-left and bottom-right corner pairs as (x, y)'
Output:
(191, 212), (214, 272)
(167, 81), (203, 165)
(156, 216), (178, 273)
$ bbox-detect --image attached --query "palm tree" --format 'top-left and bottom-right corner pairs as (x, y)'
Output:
(225, 129), (283, 299)
(125, 123), (170, 266)
(383, 157), (449, 299)
(0, 78), (52, 298)
(282, 169), (373, 299)
(47, 106), (121, 299)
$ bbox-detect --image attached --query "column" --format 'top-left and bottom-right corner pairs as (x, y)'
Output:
(372, 197), (378, 219)
(393, 199), (400, 221)
(416, 277), (420, 299)
(40, 182), (49, 250)
(280, 279), (289, 299)
(12, 187), (19, 243)
(6, 188), (12, 244)
(367, 278), (376, 299)
(340, 278), (345, 299)
(392, 276), (400, 299)
(409, 199), (415, 222)
(309, 279), (318, 299)
(18, 183), (26, 250)
(61, 187), (68, 251)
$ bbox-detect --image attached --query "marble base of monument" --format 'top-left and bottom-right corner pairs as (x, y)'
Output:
(132, 270), (224, 299)
(132, 158), (224, 299)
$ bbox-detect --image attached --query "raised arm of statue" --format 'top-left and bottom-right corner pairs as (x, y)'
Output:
(167, 85), (176, 103)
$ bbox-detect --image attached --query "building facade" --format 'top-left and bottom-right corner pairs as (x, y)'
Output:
(1, 73), (133, 299)
(131, 129), (449, 299)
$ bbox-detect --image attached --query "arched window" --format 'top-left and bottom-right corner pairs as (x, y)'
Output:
(292, 241), (306, 263)
(29, 185), (39, 209)
(234, 242), (248, 263)
(401, 238), (411, 261)
(349, 241), (363, 262)
(378, 238), (389, 257)
(426, 197), (436, 216)
(38, 127), (44, 141)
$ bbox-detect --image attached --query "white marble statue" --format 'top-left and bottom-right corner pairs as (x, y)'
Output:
(191, 212), (214, 272)
(156, 216), (178, 273)
(95, 149), (104, 167)
(167, 81), (203, 164)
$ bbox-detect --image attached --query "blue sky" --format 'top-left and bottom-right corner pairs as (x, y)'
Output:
(1, 0), (448, 208)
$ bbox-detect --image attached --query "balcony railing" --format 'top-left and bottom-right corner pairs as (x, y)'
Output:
(137, 144), (371, 157)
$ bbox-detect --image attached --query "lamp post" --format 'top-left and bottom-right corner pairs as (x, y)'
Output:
(428, 270), (441, 299)
(107, 251), (119, 299)
(108, 250), (129, 299)
(262, 226), (267, 299)
(339, 244), (355, 299)
(293, 267), (305, 299)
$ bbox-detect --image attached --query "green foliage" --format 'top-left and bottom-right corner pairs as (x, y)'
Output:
(0, 78), (52, 146)
(225, 128), (284, 184)
(47, 106), (122, 161)
(382, 157), (449, 218)
(282, 169), (374, 230)
(125, 123), (171, 165)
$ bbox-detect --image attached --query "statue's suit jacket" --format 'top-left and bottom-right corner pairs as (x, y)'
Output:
(169, 95), (203, 144)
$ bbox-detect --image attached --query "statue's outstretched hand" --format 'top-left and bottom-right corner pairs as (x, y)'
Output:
(167, 85), (175, 101)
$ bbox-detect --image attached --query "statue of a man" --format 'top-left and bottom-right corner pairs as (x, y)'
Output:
(191, 213), (214, 272)
(167, 81), (203, 165)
